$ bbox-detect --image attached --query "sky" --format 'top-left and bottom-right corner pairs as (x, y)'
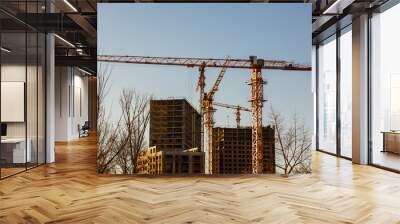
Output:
(98, 4), (313, 132)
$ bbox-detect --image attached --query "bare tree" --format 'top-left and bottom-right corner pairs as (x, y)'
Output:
(97, 65), (113, 173)
(128, 91), (150, 173)
(116, 90), (150, 174)
(96, 65), (151, 174)
(97, 66), (129, 174)
(270, 107), (312, 176)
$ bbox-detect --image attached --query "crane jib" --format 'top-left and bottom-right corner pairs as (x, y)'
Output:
(97, 55), (312, 71)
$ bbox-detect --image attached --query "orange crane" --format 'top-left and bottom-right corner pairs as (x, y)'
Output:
(202, 57), (230, 174)
(98, 55), (311, 174)
(213, 102), (251, 128)
(249, 56), (265, 174)
(196, 62), (206, 155)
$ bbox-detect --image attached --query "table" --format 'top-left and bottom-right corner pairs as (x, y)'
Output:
(382, 131), (400, 154)
(1, 138), (32, 164)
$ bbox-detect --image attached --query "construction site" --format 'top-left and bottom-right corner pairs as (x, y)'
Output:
(213, 126), (275, 174)
(98, 55), (311, 174)
(149, 99), (201, 153)
(136, 146), (204, 175)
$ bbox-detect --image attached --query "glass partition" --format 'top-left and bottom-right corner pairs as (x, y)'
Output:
(317, 35), (337, 154)
(371, 3), (400, 171)
(0, 1), (46, 179)
(1, 31), (28, 177)
(339, 26), (352, 158)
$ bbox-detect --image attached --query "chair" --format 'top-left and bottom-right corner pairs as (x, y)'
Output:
(79, 121), (90, 138)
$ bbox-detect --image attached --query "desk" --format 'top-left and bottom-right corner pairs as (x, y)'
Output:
(1, 138), (31, 163)
(382, 132), (400, 154)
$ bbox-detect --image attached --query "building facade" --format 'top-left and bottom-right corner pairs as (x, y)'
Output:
(149, 99), (201, 152)
(137, 146), (205, 175)
(212, 126), (275, 174)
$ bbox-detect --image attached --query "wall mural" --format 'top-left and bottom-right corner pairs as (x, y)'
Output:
(97, 3), (313, 176)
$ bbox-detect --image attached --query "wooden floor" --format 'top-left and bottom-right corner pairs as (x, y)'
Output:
(372, 150), (400, 171)
(1, 136), (400, 223)
(0, 167), (26, 178)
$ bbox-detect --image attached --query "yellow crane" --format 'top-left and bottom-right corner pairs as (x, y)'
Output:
(212, 102), (251, 128)
(202, 57), (230, 174)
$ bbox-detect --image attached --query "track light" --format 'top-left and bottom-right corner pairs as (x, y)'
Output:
(54, 34), (75, 48)
(322, 0), (354, 15)
(78, 67), (93, 76)
(323, 0), (341, 14)
(63, 0), (78, 12)
(1, 47), (11, 53)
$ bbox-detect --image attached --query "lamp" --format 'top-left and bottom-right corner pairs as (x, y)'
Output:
(63, 0), (78, 12)
(1, 47), (11, 53)
(54, 34), (75, 48)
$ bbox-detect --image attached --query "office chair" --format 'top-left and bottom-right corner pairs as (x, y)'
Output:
(79, 121), (90, 138)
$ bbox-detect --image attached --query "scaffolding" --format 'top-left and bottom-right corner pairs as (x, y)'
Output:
(137, 146), (205, 174)
(212, 126), (275, 174)
(149, 99), (201, 152)
(137, 146), (163, 175)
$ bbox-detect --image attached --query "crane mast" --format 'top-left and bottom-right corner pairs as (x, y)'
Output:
(203, 58), (229, 174)
(197, 62), (206, 159)
(249, 56), (266, 174)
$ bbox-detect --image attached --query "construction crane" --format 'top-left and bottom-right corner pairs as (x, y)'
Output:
(196, 62), (206, 160)
(98, 55), (311, 71)
(202, 58), (230, 174)
(98, 55), (311, 174)
(249, 56), (266, 174)
(213, 102), (251, 128)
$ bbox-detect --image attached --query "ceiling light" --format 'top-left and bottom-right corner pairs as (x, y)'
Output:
(63, 0), (78, 12)
(78, 67), (93, 76)
(54, 34), (75, 48)
(323, 0), (354, 15)
(1, 47), (11, 53)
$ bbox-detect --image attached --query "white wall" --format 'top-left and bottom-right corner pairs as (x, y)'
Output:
(1, 65), (38, 138)
(55, 67), (89, 141)
(1, 63), (47, 164)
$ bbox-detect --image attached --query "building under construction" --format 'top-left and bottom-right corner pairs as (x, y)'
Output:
(212, 126), (275, 174)
(137, 146), (205, 175)
(150, 99), (201, 152)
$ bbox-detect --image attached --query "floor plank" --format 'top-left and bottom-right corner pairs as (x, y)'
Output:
(0, 136), (399, 223)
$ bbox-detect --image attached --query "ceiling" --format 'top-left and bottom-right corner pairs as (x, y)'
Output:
(0, 0), (392, 75)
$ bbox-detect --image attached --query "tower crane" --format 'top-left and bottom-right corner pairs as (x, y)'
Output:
(212, 102), (251, 128)
(202, 58), (230, 174)
(98, 55), (311, 174)
(196, 62), (206, 154)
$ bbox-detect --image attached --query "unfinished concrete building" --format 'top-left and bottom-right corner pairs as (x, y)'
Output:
(137, 146), (205, 175)
(150, 99), (201, 152)
(212, 126), (275, 174)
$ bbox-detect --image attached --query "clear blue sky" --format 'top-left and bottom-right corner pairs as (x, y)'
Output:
(98, 3), (312, 130)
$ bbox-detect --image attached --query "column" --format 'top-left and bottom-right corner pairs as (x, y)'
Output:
(352, 14), (369, 164)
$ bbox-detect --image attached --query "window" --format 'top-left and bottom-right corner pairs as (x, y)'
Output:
(317, 35), (337, 154)
(370, 3), (400, 171)
(0, 2), (47, 179)
(340, 26), (352, 158)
